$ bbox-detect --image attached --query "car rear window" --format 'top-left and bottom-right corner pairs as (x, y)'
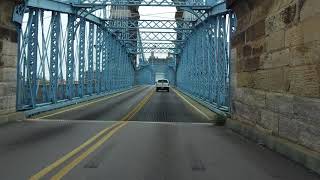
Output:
(158, 80), (168, 83)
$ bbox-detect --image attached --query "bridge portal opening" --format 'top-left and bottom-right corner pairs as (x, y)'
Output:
(15, 0), (236, 119)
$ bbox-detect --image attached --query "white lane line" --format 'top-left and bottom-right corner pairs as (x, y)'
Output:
(172, 88), (211, 120)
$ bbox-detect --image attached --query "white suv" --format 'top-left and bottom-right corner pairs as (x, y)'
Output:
(156, 79), (170, 92)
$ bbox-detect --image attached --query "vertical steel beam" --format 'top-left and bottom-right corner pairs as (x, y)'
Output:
(66, 14), (76, 100)
(95, 26), (102, 94)
(101, 30), (107, 92)
(26, 8), (39, 108)
(87, 23), (95, 95)
(49, 11), (61, 103)
(78, 18), (86, 98)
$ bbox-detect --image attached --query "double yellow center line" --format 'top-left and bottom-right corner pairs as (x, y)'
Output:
(30, 89), (154, 180)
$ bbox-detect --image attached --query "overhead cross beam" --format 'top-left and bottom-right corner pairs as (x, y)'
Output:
(129, 48), (180, 54)
(75, 0), (213, 9)
(105, 19), (195, 30)
(141, 42), (182, 49)
(116, 31), (192, 42)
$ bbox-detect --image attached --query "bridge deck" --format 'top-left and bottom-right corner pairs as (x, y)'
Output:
(0, 86), (318, 179)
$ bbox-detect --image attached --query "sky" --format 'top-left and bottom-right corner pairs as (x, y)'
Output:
(138, 6), (177, 59)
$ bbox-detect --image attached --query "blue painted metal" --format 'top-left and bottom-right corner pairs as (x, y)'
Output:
(66, 14), (76, 100)
(95, 27), (102, 94)
(49, 11), (61, 103)
(17, 4), (136, 110)
(17, 0), (233, 114)
(87, 22), (95, 95)
(101, 30), (107, 92)
(26, 8), (39, 108)
(78, 18), (86, 98)
(176, 12), (235, 111)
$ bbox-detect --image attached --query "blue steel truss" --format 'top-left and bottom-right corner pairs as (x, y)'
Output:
(16, 0), (234, 113)
(176, 12), (236, 111)
(16, 7), (135, 110)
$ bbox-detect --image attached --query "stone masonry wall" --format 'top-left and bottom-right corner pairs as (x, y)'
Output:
(228, 0), (320, 154)
(0, 0), (18, 117)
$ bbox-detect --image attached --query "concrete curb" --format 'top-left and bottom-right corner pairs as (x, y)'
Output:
(0, 112), (26, 125)
(226, 118), (320, 175)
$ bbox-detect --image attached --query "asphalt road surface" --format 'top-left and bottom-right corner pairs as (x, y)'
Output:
(0, 86), (318, 180)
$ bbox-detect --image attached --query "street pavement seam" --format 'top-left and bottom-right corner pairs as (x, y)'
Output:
(29, 88), (155, 180)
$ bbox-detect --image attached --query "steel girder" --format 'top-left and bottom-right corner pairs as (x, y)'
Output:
(129, 48), (180, 54)
(105, 19), (194, 30)
(141, 42), (181, 49)
(24, 0), (227, 56)
(49, 11), (61, 103)
(75, 0), (213, 8)
(117, 31), (192, 42)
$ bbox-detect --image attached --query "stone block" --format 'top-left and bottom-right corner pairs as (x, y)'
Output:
(245, 19), (266, 42)
(266, 92), (294, 115)
(236, 14), (251, 34)
(0, 67), (16, 82)
(0, 82), (16, 96)
(289, 41), (320, 66)
(0, 95), (16, 115)
(240, 56), (260, 72)
(231, 31), (245, 47)
(0, 1), (15, 27)
(265, 14), (286, 35)
(300, 0), (320, 21)
(299, 123), (320, 152)
(0, 40), (17, 56)
(279, 116), (300, 142)
(301, 15), (320, 44)
(242, 45), (252, 57)
(261, 48), (290, 69)
(268, 0), (296, 14)
(253, 68), (290, 92)
(236, 72), (254, 87)
(285, 24), (304, 47)
(266, 30), (285, 51)
(293, 96), (320, 127)
(259, 109), (279, 133)
(288, 65), (320, 97)
(253, 46), (264, 56)
(0, 54), (17, 67)
(234, 87), (266, 108)
(271, 48), (290, 67)
(249, 1), (272, 24)
(280, 3), (297, 25)
(233, 101), (260, 124)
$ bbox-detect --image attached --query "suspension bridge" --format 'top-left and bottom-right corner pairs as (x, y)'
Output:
(0, 0), (319, 179)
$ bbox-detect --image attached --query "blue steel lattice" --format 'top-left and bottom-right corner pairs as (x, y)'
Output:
(17, 6), (135, 110)
(176, 12), (235, 111)
(17, 0), (233, 113)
